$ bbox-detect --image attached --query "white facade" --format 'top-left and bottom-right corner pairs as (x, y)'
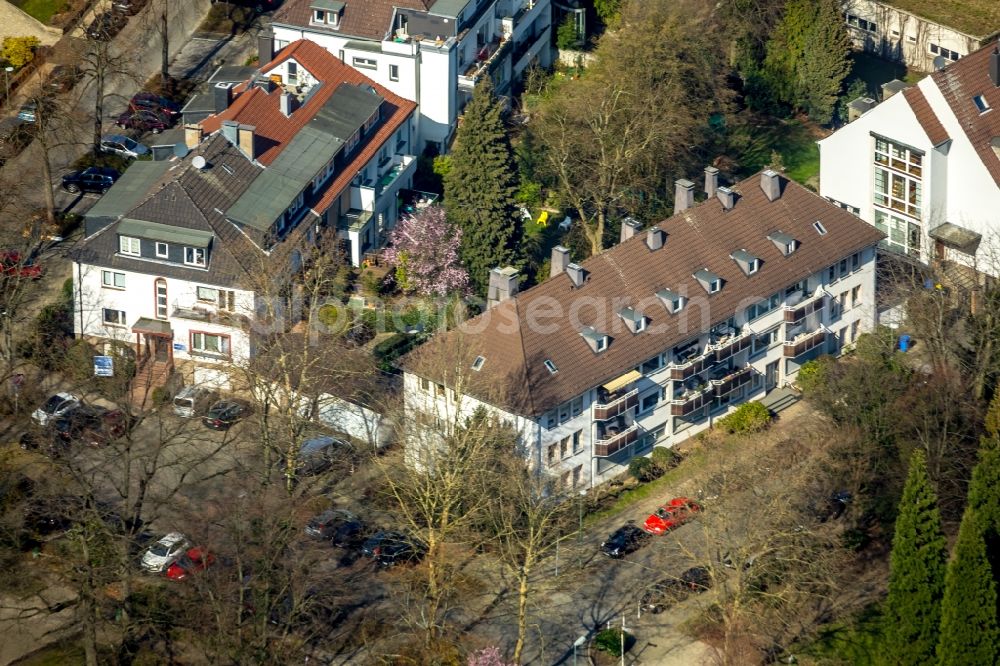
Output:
(404, 249), (878, 489)
(819, 68), (1000, 272)
(272, 0), (553, 151)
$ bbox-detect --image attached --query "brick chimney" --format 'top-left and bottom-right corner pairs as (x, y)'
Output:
(184, 124), (203, 150)
(991, 41), (1000, 87)
(674, 179), (694, 214)
(550, 246), (570, 278)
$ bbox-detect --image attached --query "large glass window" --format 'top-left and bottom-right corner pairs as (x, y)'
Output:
(191, 331), (230, 356)
(873, 137), (923, 256)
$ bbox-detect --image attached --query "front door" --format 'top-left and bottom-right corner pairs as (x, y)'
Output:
(153, 335), (169, 362)
(765, 361), (779, 391)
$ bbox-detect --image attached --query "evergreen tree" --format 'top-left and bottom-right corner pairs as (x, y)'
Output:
(882, 450), (948, 665)
(968, 437), (1000, 538)
(444, 77), (523, 295)
(937, 507), (998, 666)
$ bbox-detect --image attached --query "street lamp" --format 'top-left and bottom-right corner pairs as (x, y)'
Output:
(573, 635), (587, 666)
(4, 66), (13, 102)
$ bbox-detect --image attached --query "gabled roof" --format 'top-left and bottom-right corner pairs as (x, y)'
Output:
(902, 86), (950, 146)
(401, 173), (885, 418)
(931, 42), (1000, 187)
(273, 0), (432, 41)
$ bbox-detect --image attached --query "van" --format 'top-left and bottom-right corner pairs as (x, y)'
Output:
(172, 386), (217, 418)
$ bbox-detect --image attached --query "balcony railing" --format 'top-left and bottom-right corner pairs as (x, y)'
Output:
(593, 388), (639, 421)
(669, 352), (710, 381)
(457, 38), (511, 89)
(375, 154), (414, 197)
(711, 366), (754, 397)
(708, 329), (752, 363)
(670, 389), (709, 417)
(784, 292), (827, 324)
(594, 423), (639, 457)
(783, 328), (829, 358)
(339, 208), (374, 232)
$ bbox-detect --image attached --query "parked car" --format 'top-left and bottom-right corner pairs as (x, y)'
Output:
(202, 399), (252, 430)
(86, 11), (128, 41)
(600, 523), (649, 558)
(361, 531), (426, 566)
(129, 92), (180, 117)
(31, 393), (81, 427)
(46, 64), (82, 93)
(173, 386), (218, 418)
(16, 96), (55, 124)
(116, 108), (171, 133)
(61, 167), (120, 194)
(0, 118), (33, 165)
(305, 509), (355, 540)
(52, 405), (130, 446)
(639, 567), (713, 614)
(166, 546), (215, 580)
(141, 532), (189, 572)
(0, 250), (43, 279)
(643, 497), (701, 535)
(99, 133), (149, 159)
(291, 435), (354, 477)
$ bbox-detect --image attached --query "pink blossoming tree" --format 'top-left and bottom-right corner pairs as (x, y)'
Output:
(466, 647), (515, 666)
(382, 205), (469, 297)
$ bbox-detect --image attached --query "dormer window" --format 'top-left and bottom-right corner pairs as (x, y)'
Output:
(580, 326), (609, 354)
(119, 236), (140, 256)
(974, 95), (991, 114)
(544, 359), (558, 374)
(310, 0), (344, 27)
(184, 247), (206, 267)
(471, 356), (485, 371)
(657, 289), (686, 313)
(730, 249), (761, 276)
(768, 231), (799, 256)
(694, 268), (723, 295)
(618, 307), (647, 334)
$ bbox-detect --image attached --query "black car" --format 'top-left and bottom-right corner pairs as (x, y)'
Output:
(292, 435), (354, 477)
(202, 399), (251, 430)
(47, 64), (82, 93)
(129, 92), (180, 117)
(640, 567), (713, 613)
(304, 509), (355, 540)
(116, 108), (171, 134)
(86, 11), (128, 40)
(601, 523), (649, 558)
(361, 531), (426, 566)
(61, 167), (120, 194)
(51, 405), (129, 446)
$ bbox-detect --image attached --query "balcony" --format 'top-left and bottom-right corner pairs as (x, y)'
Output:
(171, 306), (248, 330)
(339, 208), (373, 232)
(707, 329), (752, 363)
(457, 38), (511, 90)
(594, 423), (639, 457)
(375, 154), (415, 197)
(710, 366), (754, 397)
(669, 346), (710, 380)
(670, 388), (709, 417)
(783, 328), (829, 358)
(593, 388), (638, 421)
(784, 292), (827, 324)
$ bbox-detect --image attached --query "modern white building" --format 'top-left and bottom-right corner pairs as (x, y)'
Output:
(73, 40), (417, 399)
(819, 41), (1000, 276)
(842, 0), (1000, 71)
(401, 171), (883, 488)
(270, 0), (553, 152)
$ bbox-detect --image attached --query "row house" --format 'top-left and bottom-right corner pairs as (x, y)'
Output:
(72, 40), (417, 398)
(400, 171), (884, 488)
(842, 0), (999, 71)
(270, 0), (554, 152)
(819, 41), (1000, 278)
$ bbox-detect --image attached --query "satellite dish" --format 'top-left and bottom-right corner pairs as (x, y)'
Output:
(933, 55), (947, 71)
(192, 155), (207, 170)
(174, 142), (190, 159)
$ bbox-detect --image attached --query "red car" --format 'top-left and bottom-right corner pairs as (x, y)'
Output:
(0, 250), (42, 279)
(642, 497), (701, 535)
(165, 547), (215, 580)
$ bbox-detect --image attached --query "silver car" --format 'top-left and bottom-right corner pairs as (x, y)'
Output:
(140, 532), (189, 573)
(99, 134), (149, 159)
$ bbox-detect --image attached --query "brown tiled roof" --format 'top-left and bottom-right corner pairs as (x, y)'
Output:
(200, 40), (416, 167)
(932, 42), (1000, 188)
(273, 0), (432, 42)
(902, 86), (950, 146)
(402, 173), (885, 418)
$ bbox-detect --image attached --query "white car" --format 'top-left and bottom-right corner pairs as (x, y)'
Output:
(31, 392), (81, 426)
(141, 533), (189, 573)
(99, 134), (150, 159)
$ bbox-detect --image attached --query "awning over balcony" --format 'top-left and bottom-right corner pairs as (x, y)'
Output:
(929, 222), (982, 254)
(602, 369), (641, 393)
(132, 318), (173, 336)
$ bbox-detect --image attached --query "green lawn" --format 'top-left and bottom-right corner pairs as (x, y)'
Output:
(8, 0), (68, 25)
(730, 118), (821, 188)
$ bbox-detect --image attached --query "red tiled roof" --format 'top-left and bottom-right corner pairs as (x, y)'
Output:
(200, 40), (416, 167)
(273, 0), (431, 41)
(902, 86), (950, 146)
(932, 42), (1000, 187)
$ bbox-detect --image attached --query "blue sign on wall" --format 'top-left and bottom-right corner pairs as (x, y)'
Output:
(94, 356), (114, 377)
(173, 342), (186, 351)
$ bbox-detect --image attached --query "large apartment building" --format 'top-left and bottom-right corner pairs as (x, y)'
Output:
(401, 171), (883, 488)
(270, 0), (553, 152)
(819, 41), (1000, 277)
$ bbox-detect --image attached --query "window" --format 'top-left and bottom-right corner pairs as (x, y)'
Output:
(544, 359), (558, 374)
(974, 95), (991, 113)
(572, 465), (583, 488)
(352, 57), (377, 70)
(827, 265), (837, 283)
(639, 391), (659, 414)
(839, 259), (848, 276)
(595, 336), (608, 352)
(314, 9), (324, 21)
(930, 44), (960, 61)
(813, 221), (828, 235)
(389, 64), (399, 81)
(155, 278), (168, 320)
(419, 377), (430, 392)
(634, 317), (646, 332)
(101, 270), (125, 289)
(708, 279), (721, 294)
(191, 331), (230, 356)
(560, 471), (571, 488)
(572, 430), (583, 454)
(851, 285), (861, 308)
(435, 383), (445, 398)
(845, 13), (877, 33)
(155, 242), (168, 258)
(753, 326), (779, 353)
(747, 258), (760, 274)
(640, 354), (664, 374)
(874, 209), (922, 257)
(184, 247), (206, 267)
(197, 286), (218, 302)
(851, 320), (860, 341)
(103, 308), (126, 326)
(119, 236), (140, 256)
(287, 61), (298, 84)
(471, 355), (485, 371)
(907, 35), (916, 43)
(344, 130), (360, 155)
(547, 443), (557, 467)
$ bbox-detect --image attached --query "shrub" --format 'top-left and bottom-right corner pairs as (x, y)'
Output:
(1, 36), (40, 68)
(628, 456), (657, 482)
(317, 303), (350, 332)
(593, 628), (633, 657)
(716, 401), (772, 434)
(373, 333), (422, 372)
(149, 386), (170, 406)
(555, 14), (579, 50)
(651, 446), (682, 471)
